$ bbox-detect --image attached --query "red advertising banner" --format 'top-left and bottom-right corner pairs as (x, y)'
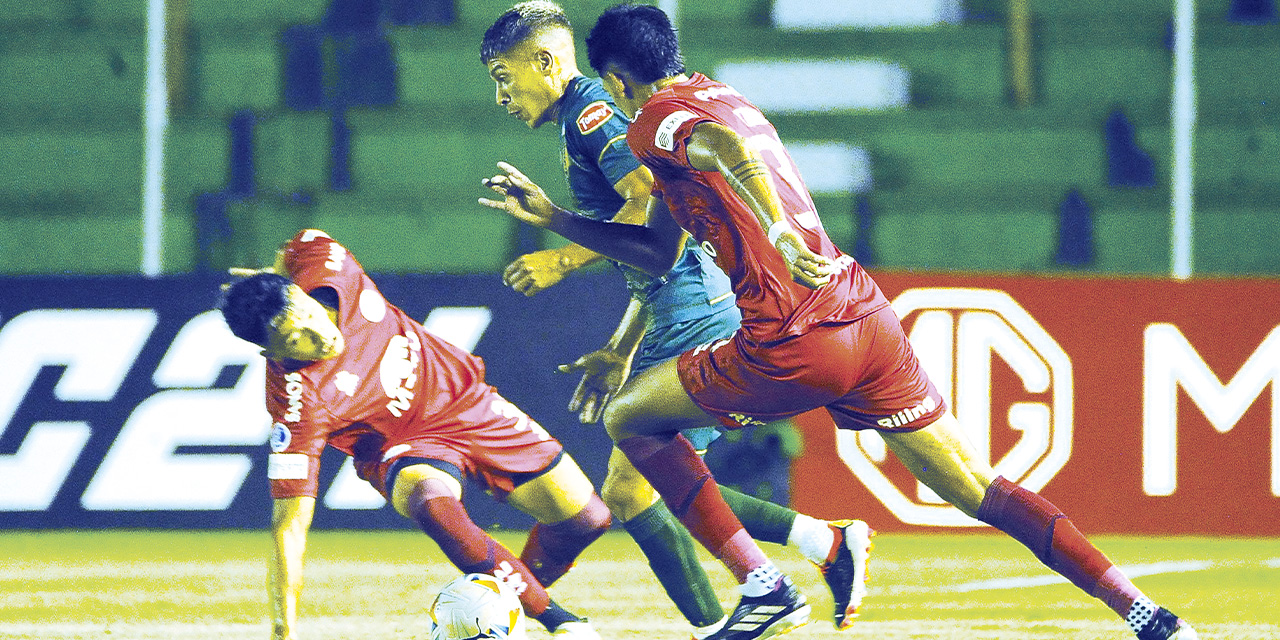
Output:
(790, 272), (1280, 535)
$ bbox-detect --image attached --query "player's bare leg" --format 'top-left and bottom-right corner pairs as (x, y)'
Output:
(509, 454), (611, 586)
(604, 359), (809, 640)
(508, 454), (611, 639)
(391, 463), (604, 638)
(882, 413), (1197, 639)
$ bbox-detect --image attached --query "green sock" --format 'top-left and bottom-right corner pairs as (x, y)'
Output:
(720, 485), (797, 546)
(622, 501), (724, 627)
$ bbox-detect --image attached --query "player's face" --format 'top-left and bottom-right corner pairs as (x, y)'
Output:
(488, 51), (559, 129)
(264, 285), (345, 362)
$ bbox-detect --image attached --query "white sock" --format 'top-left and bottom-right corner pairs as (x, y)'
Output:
(788, 514), (836, 564)
(1126, 596), (1157, 635)
(740, 562), (782, 597)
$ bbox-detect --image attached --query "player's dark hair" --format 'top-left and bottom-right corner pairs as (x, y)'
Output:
(219, 272), (291, 347)
(481, 1), (573, 63)
(586, 3), (685, 84)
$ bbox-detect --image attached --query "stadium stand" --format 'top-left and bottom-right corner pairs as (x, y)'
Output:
(0, 0), (1276, 275)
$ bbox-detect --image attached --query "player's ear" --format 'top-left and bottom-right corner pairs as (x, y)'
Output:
(536, 49), (554, 73)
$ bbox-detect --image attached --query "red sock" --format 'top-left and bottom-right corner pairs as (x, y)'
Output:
(520, 493), (612, 587)
(407, 479), (551, 616)
(976, 476), (1142, 618)
(616, 433), (767, 582)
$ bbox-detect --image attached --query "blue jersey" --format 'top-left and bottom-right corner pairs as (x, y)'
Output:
(557, 76), (738, 340)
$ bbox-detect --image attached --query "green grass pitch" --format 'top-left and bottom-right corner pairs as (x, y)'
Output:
(2, 529), (1277, 639)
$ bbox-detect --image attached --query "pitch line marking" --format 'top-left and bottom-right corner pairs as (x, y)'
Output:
(946, 560), (1214, 592)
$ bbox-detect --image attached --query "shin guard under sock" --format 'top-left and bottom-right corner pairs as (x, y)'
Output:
(623, 501), (724, 627)
(720, 485), (796, 546)
(407, 482), (551, 616)
(520, 493), (612, 588)
(977, 476), (1142, 618)
(617, 433), (767, 583)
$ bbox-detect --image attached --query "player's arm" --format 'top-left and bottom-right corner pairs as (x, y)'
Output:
(502, 166), (652, 296)
(269, 496), (315, 640)
(481, 162), (684, 277)
(684, 122), (836, 289)
(558, 297), (647, 423)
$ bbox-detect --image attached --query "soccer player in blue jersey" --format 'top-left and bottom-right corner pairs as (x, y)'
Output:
(480, 3), (871, 637)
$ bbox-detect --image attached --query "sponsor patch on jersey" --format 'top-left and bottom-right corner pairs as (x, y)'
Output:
(576, 101), (614, 135)
(269, 422), (292, 452)
(267, 453), (309, 480)
(655, 110), (697, 151)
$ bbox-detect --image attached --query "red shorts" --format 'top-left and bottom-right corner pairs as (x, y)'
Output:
(349, 385), (563, 500)
(678, 305), (947, 432)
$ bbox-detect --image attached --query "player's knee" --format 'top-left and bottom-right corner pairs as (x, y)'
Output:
(601, 396), (639, 442)
(575, 492), (614, 534)
(600, 467), (657, 522)
(403, 477), (460, 525)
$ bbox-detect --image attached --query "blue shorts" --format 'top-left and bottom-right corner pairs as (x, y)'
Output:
(634, 304), (742, 450)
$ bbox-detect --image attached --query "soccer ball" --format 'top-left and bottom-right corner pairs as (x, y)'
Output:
(428, 573), (527, 640)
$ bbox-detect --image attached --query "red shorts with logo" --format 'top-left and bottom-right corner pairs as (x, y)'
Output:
(346, 386), (563, 500)
(677, 305), (947, 432)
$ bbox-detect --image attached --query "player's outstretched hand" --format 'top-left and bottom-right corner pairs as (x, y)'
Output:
(557, 348), (632, 424)
(480, 161), (555, 228)
(503, 249), (570, 297)
(774, 231), (837, 289)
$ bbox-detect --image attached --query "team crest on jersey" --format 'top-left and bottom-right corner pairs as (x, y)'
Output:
(655, 110), (696, 151)
(269, 422), (292, 452)
(576, 101), (614, 135)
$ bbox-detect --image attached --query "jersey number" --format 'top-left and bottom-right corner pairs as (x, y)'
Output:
(733, 107), (805, 195)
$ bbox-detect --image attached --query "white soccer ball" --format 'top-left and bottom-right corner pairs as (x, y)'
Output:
(428, 573), (527, 640)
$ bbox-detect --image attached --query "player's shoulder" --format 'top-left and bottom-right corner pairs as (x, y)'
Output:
(283, 228), (364, 292)
(629, 97), (701, 156)
(563, 76), (626, 140)
(287, 228), (336, 247)
(284, 228), (344, 261)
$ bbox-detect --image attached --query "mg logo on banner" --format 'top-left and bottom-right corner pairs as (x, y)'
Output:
(835, 288), (1073, 526)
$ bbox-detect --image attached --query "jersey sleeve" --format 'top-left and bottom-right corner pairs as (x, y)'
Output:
(626, 99), (713, 174)
(265, 367), (335, 498)
(280, 229), (363, 302)
(570, 99), (642, 185)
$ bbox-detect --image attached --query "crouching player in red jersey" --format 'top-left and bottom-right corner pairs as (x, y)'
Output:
(219, 229), (610, 640)
(479, 5), (1199, 640)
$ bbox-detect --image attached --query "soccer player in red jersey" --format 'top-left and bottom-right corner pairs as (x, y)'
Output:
(479, 5), (1198, 640)
(219, 229), (610, 640)
(481, 3), (871, 637)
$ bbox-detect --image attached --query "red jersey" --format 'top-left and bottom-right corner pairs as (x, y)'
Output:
(264, 230), (490, 498)
(626, 73), (888, 343)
